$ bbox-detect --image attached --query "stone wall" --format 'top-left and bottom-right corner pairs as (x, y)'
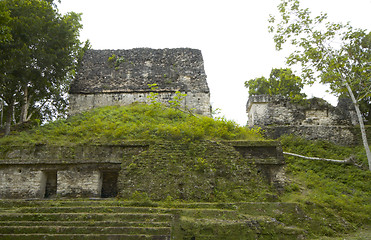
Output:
(227, 140), (286, 190)
(120, 140), (286, 201)
(0, 166), (44, 198)
(246, 95), (359, 145)
(0, 143), (148, 199)
(69, 48), (212, 116)
(0, 141), (286, 199)
(69, 91), (211, 116)
(57, 168), (101, 198)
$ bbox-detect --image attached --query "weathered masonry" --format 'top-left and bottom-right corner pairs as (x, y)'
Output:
(69, 48), (211, 116)
(247, 95), (359, 145)
(0, 143), (147, 199)
(0, 141), (285, 199)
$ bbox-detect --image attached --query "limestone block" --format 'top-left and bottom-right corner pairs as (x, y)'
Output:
(0, 167), (43, 199)
(69, 91), (211, 117)
(57, 168), (101, 198)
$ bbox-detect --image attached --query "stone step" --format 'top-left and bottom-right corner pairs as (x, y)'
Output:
(180, 234), (302, 240)
(0, 220), (171, 227)
(11, 206), (172, 214)
(0, 200), (281, 209)
(0, 200), (300, 212)
(0, 200), (309, 239)
(0, 212), (173, 222)
(0, 234), (171, 240)
(0, 226), (171, 235)
(175, 218), (306, 240)
(10, 206), (240, 219)
(0, 200), (159, 208)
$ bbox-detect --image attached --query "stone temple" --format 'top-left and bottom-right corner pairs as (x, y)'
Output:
(69, 48), (212, 116)
(246, 95), (359, 145)
(0, 48), (287, 200)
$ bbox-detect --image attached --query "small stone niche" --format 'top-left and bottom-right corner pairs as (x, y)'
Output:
(100, 171), (119, 198)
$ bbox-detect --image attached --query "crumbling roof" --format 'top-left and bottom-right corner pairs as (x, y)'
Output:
(70, 48), (209, 94)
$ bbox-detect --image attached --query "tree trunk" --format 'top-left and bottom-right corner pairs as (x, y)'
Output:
(0, 99), (3, 127)
(345, 81), (371, 171)
(20, 85), (30, 123)
(4, 100), (14, 136)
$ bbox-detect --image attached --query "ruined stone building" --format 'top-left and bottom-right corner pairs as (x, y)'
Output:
(69, 48), (211, 116)
(247, 95), (359, 145)
(2, 50), (304, 201)
(0, 48), (215, 199)
(0, 141), (286, 199)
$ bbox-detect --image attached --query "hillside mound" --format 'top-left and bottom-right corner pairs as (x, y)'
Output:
(0, 104), (262, 146)
(0, 104), (276, 202)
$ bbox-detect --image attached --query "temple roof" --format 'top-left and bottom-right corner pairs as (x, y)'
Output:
(70, 48), (209, 94)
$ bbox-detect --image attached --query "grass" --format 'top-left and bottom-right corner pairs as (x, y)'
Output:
(279, 135), (371, 237)
(312, 225), (371, 239)
(1, 104), (370, 238)
(0, 103), (263, 146)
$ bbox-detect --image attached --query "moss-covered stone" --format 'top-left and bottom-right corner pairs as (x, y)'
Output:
(119, 140), (276, 202)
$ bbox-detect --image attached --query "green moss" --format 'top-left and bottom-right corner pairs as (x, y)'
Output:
(119, 140), (275, 202)
(172, 215), (305, 240)
(1, 198), (369, 239)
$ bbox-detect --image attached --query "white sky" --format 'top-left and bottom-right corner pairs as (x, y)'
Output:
(57, 0), (371, 125)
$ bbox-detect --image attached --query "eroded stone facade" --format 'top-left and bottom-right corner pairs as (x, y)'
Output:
(57, 169), (101, 198)
(247, 95), (359, 145)
(0, 141), (285, 199)
(69, 91), (210, 116)
(69, 48), (211, 116)
(0, 167), (44, 198)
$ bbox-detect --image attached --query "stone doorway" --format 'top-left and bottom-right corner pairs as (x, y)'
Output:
(43, 171), (57, 198)
(101, 171), (118, 198)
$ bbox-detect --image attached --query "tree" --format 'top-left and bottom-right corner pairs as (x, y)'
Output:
(0, 0), (83, 135)
(0, 2), (12, 44)
(269, 0), (371, 170)
(245, 68), (306, 99)
(360, 96), (371, 123)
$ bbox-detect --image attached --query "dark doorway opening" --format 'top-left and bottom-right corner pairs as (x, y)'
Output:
(44, 171), (57, 198)
(101, 171), (118, 198)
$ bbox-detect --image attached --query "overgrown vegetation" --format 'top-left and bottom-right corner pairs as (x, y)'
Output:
(0, 0), (85, 135)
(0, 103), (262, 145)
(279, 135), (371, 237)
(245, 68), (306, 101)
(270, 0), (371, 170)
(120, 140), (274, 203)
(1, 103), (370, 238)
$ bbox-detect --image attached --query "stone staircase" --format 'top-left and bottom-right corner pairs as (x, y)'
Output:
(0, 200), (307, 240)
(171, 202), (306, 240)
(0, 200), (172, 240)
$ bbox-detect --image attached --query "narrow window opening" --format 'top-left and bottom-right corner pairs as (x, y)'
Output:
(101, 171), (118, 198)
(44, 171), (57, 198)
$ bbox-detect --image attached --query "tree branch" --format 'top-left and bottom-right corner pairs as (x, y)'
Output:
(283, 152), (351, 163)
(358, 84), (371, 102)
